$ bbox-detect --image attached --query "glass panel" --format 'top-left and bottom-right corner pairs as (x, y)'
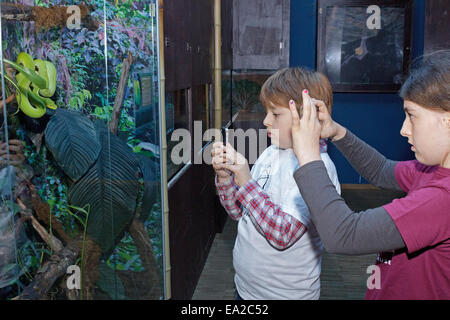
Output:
(0, 0), (164, 300)
(221, 70), (232, 127)
(231, 70), (268, 117)
(192, 84), (210, 153)
(229, 70), (272, 163)
(325, 6), (405, 85)
(166, 88), (189, 179)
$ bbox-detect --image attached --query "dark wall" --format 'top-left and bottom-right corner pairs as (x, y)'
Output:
(290, 0), (425, 183)
(168, 163), (219, 299)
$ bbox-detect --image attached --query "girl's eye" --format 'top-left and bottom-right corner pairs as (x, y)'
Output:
(273, 113), (279, 117)
(408, 113), (415, 120)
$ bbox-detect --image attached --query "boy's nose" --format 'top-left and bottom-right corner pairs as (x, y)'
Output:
(263, 114), (272, 127)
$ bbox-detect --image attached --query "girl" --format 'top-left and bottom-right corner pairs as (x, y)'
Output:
(290, 50), (450, 299)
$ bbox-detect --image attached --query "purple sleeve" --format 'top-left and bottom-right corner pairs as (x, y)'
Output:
(383, 188), (450, 254)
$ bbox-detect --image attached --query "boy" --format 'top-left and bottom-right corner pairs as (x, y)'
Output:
(211, 68), (340, 300)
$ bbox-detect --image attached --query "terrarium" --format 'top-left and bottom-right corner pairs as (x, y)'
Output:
(0, 0), (165, 300)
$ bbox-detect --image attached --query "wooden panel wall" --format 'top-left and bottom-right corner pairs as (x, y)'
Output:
(221, 0), (234, 70)
(164, 0), (212, 91)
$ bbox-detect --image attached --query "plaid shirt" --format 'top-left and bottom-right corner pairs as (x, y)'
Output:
(216, 176), (307, 250)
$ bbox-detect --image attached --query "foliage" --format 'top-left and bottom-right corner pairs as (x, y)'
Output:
(232, 79), (262, 111)
(68, 121), (140, 252)
(68, 90), (92, 111)
(45, 109), (101, 181)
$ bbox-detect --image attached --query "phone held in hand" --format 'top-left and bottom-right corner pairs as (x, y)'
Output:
(221, 127), (229, 146)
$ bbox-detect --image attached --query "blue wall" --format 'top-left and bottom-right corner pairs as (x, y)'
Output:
(290, 0), (425, 183)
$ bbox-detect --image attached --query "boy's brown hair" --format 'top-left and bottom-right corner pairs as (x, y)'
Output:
(260, 67), (333, 117)
(400, 50), (450, 112)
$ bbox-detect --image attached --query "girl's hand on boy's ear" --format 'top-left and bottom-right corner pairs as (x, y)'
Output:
(289, 91), (322, 167)
(312, 98), (346, 141)
(219, 143), (252, 187)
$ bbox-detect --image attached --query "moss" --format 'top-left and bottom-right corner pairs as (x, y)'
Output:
(31, 4), (91, 31)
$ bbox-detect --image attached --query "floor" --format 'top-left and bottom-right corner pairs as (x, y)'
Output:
(192, 187), (405, 300)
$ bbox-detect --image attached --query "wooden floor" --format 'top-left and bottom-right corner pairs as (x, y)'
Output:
(192, 186), (405, 300)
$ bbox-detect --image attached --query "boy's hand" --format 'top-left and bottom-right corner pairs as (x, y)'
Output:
(212, 142), (251, 187)
(211, 142), (233, 183)
(290, 90), (322, 167)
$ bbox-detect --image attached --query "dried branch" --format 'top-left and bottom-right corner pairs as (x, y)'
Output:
(18, 236), (84, 300)
(17, 198), (64, 253)
(128, 217), (162, 299)
(29, 184), (72, 244)
(109, 52), (134, 135)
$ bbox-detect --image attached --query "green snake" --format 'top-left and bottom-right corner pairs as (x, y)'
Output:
(3, 52), (57, 118)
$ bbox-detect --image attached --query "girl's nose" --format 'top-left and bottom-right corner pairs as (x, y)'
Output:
(400, 117), (411, 138)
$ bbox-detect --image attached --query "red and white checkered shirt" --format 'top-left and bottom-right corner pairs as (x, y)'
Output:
(216, 176), (307, 250)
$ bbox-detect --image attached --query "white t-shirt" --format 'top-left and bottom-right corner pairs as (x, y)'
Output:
(233, 145), (341, 300)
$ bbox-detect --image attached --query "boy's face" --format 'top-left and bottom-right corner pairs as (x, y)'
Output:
(400, 100), (450, 167)
(263, 103), (294, 149)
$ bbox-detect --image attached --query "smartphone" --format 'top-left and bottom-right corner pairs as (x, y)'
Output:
(220, 127), (232, 175)
(221, 127), (228, 146)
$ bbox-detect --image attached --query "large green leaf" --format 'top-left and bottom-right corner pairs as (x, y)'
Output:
(68, 121), (140, 252)
(96, 262), (128, 300)
(45, 109), (101, 181)
(135, 154), (160, 222)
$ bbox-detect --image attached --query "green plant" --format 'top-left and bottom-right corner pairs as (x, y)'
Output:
(232, 79), (261, 112)
(65, 204), (90, 300)
(93, 104), (113, 121)
(68, 90), (92, 111)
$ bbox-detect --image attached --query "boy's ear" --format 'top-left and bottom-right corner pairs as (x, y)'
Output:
(444, 112), (450, 129)
(297, 105), (303, 119)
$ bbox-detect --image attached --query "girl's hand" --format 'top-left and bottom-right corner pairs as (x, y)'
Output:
(289, 90), (323, 167)
(311, 98), (347, 141)
(215, 143), (252, 187)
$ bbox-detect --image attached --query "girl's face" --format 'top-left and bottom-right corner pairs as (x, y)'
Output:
(400, 100), (450, 167)
(263, 103), (293, 149)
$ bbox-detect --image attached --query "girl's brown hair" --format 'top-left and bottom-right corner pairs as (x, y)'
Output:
(400, 50), (450, 111)
(260, 67), (333, 117)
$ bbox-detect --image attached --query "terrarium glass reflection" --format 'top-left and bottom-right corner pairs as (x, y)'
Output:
(0, 0), (164, 300)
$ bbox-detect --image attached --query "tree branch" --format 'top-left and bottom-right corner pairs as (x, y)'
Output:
(17, 198), (64, 253)
(109, 52), (134, 135)
(128, 217), (162, 299)
(18, 236), (84, 300)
